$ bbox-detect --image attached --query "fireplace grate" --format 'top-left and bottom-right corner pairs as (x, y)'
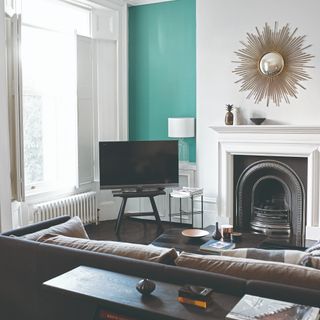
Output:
(251, 206), (291, 237)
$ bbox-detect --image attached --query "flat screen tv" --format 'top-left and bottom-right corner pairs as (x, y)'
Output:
(99, 140), (179, 190)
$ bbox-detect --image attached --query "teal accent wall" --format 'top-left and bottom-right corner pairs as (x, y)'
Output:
(129, 0), (196, 162)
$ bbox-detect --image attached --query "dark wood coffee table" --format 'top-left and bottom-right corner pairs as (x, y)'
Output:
(43, 266), (240, 320)
(151, 226), (268, 254)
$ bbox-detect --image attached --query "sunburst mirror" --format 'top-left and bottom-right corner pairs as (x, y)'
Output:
(233, 22), (314, 106)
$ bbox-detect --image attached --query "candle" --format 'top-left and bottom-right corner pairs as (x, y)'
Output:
(221, 224), (233, 240)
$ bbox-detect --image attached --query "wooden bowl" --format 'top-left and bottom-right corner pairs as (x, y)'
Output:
(181, 229), (209, 238)
(250, 118), (266, 125)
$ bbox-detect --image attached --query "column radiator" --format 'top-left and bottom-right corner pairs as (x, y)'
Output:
(33, 191), (98, 225)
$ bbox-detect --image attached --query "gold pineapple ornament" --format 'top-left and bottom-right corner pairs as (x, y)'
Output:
(225, 104), (234, 125)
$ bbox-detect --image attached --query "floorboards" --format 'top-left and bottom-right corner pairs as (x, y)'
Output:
(85, 218), (190, 244)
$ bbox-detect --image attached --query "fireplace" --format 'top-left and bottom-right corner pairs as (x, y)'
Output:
(210, 125), (320, 243)
(234, 156), (307, 246)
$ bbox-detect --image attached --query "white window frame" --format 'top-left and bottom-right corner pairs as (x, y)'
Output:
(5, 0), (128, 205)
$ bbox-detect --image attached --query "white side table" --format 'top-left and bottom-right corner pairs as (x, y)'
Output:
(169, 192), (204, 229)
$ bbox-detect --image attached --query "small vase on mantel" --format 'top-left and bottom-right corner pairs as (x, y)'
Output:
(212, 222), (222, 240)
(225, 104), (234, 125)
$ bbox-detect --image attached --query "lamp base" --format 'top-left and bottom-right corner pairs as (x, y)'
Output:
(179, 139), (189, 162)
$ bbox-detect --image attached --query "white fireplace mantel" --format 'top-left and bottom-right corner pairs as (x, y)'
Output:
(210, 125), (320, 240)
(211, 125), (320, 135)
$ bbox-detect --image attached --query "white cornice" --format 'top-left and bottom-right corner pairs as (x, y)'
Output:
(86, 0), (125, 9)
(210, 125), (320, 135)
(127, 0), (174, 6)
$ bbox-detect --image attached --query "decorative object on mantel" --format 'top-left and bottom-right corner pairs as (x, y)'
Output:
(233, 22), (314, 106)
(225, 104), (234, 125)
(250, 118), (266, 125)
(212, 222), (222, 240)
(233, 106), (240, 125)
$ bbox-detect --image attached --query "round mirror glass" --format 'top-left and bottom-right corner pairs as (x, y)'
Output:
(259, 52), (284, 76)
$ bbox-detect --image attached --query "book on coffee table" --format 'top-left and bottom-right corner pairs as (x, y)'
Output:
(200, 239), (235, 253)
(178, 285), (213, 309)
(226, 294), (320, 320)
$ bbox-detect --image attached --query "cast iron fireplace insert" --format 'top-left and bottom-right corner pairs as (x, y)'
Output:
(233, 156), (307, 246)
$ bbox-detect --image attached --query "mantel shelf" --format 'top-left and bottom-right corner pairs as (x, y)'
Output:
(210, 125), (320, 135)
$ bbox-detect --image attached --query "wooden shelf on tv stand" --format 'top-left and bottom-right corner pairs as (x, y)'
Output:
(112, 188), (166, 198)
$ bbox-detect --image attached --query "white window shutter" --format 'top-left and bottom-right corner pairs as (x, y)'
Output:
(7, 14), (25, 202)
(77, 35), (94, 187)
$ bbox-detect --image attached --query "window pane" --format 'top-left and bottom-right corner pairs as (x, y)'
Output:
(23, 94), (43, 185)
(21, 25), (77, 193)
(22, 0), (91, 37)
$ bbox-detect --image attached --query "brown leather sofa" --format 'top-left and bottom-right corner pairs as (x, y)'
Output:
(0, 216), (319, 320)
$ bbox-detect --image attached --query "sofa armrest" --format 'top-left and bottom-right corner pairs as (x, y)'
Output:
(1, 216), (70, 237)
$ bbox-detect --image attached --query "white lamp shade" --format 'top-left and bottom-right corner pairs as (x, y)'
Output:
(168, 118), (195, 138)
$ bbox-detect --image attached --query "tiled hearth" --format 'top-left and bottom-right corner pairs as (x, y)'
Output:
(211, 125), (320, 242)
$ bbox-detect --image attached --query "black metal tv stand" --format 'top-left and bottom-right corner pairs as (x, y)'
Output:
(112, 189), (166, 235)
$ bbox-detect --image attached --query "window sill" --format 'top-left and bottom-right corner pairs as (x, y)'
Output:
(25, 183), (96, 205)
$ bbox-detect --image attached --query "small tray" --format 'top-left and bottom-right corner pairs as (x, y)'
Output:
(181, 229), (209, 238)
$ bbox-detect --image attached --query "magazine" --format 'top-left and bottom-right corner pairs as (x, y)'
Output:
(200, 239), (235, 253)
(171, 187), (203, 197)
(226, 294), (320, 320)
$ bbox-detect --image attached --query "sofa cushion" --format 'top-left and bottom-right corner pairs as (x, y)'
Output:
(22, 216), (89, 241)
(175, 252), (320, 290)
(220, 248), (309, 266)
(310, 257), (320, 270)
(306, 240), (320, 253)
(305, 241), (320, 270)
(37, 234), (178, 264)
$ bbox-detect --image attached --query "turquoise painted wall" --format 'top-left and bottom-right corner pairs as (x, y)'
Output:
(129, 0), (196, 162)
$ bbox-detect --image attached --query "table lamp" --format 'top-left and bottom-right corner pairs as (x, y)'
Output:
(168, 117), (195, 162)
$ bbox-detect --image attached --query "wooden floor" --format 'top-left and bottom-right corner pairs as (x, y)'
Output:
(85, 218), (190, 244)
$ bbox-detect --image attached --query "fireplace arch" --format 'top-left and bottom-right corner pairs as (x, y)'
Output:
(235, 160), (305, 246)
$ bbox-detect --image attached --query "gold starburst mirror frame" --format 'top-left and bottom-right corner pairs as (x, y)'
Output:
(233, 22), (314, 106)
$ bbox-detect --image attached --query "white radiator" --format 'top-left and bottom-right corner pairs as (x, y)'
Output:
(33, 191), (98, 225)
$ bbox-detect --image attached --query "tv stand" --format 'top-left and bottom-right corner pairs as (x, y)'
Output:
(112, 189), (166, 235)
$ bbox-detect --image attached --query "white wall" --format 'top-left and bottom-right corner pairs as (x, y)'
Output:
(0, 1), (13, 231)
(197, 0), (320, 210)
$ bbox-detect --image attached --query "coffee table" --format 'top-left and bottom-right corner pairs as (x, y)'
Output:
(151, 225), (268, 254)
(43, 265), (240, 320)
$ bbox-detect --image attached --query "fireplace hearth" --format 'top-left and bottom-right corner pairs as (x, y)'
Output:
(234, 156), (307, 246)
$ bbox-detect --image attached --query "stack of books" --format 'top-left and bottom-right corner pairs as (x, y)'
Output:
(177, 285), (213, 309)
(171, 187), (203, 198)
(226, 294), (320, 320)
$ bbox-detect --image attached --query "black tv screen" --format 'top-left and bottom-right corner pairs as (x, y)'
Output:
(99, 140), (179, 190)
